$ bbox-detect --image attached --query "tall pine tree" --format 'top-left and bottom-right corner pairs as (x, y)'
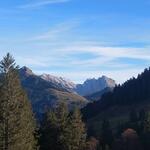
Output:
(101, 119), (113, 150)
(40, 103), (69, 150)
(65, 108), (86, 150)
(40, 104), (86, 150)
(0, 53), (38, 150)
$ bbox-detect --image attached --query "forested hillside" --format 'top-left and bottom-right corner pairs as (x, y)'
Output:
(82, 68), (150, 120)
(81, 67), (150, 150)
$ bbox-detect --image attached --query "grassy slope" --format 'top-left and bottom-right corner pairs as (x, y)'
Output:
(47, 88), (88, 106)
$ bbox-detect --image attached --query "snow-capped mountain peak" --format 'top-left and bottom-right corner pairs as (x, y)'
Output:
(75, 76), (116, 96)
(40, 74), (76, 91)
(19, 67), (116, 96)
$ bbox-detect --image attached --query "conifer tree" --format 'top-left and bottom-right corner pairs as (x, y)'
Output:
(39, 110), (57, 150)
(65, 108), (86, 150)
(129, 109), (139, 132)
(0, 53), (38, 150)
(40, 103), (69, 150)
(129, 109), (138, 122)
(139, 109), (147, 122)
(101, 119), (113, 150)
(139, 109), (148, 134)
(40, 104), (86, 150)
(142, 113), (150, 133)
(140, 114), (150, 150)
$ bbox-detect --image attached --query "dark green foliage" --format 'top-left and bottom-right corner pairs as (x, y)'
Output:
(129, 109), (138, 122)
(65, 108), (86, 150)
(81, 67), (150, 150)
(0, 53), (38, 150)
(98, 110), (150, 150)
(39, 104), (68, 150)
(100, 119), (113, 150)
(40, 103), (86, 150)
(140, 112), (150, 150)
(128, 109), (140, 132)
(139, 109), (147, 122)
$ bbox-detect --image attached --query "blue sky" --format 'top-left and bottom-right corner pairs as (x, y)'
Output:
(0, 0), (150, 83)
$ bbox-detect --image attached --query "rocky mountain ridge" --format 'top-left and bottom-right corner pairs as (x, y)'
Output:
(18, 67), (88, 118)
(40, 74), (76, 92)
(75, 76), (116, 96)
(18, 66), (116, 118)
(20, 66), (116, 96)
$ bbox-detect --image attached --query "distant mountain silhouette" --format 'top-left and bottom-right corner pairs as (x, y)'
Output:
(75, 76), (116, 96)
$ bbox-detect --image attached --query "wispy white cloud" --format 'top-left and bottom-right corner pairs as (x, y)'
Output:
(28, 20), (79, 41)
(7, 20), (150, 84)
(62, 45), (150, 60)
(19, 0), (70, 9)
(2, 41), (150, 84)
(24, 20), (150, 62)
(12, 42), (150, 83)
(1, 19), (150, 84)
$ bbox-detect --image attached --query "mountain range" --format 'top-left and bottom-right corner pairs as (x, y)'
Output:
(39, 72), (116, 96)
(18, 66), (116, 117)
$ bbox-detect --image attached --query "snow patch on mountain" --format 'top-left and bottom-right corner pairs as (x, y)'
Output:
(75, 76), (116, 96)
(40, 74), (76, 92)
(19, 66), (116, 96)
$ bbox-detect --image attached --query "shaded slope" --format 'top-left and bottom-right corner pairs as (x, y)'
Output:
(19, 67), (88, 118)
(85, 87), (114, 101)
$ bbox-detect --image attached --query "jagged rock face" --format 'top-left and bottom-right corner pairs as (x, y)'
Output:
(18, 66), (116, 118)
(19, 67), (116, 97)
(39, 73), (117, 97)
(19, 66), (34, 77)
(40, 74), (76, 92)
(39, 74), (116, 96)
(18, 67), (88, 118)
(75, 76), (116, 96)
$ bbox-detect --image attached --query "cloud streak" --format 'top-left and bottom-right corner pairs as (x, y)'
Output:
(19, 0), (70, 9)
(1, 19), (150, 84)
(28, 20), (79, 41)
